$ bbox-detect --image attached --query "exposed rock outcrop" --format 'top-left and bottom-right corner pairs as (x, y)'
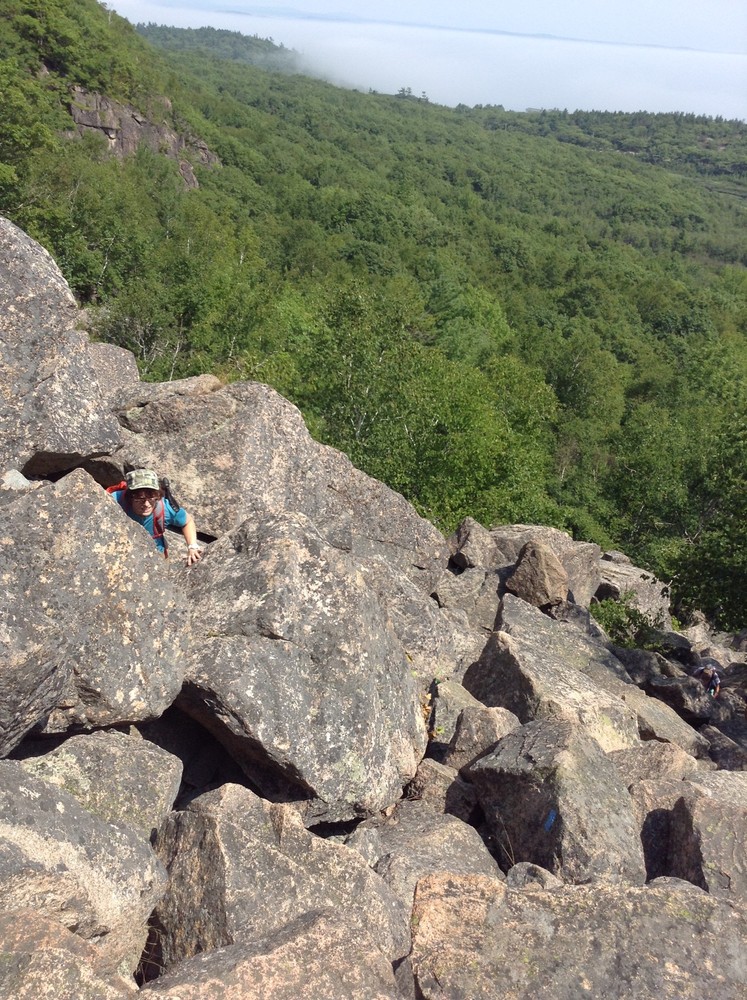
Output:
(68, 88), (220, 189)
(596, 548), (672, 627)
(0, 216), (121, 476)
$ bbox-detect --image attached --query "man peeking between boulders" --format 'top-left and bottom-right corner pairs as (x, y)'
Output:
(693, 658), (721, 699)
(111, 468), (203, 565)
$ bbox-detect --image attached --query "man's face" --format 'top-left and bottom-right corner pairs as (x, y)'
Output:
(130, 489), (160, 513)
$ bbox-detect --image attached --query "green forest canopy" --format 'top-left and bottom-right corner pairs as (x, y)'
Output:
(1, 1), (747, 626)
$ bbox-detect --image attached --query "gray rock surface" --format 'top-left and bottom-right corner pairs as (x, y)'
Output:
(668, 771), (747, 906)
(403, 758), (479, 824)
(15, 729), (183, 838)
(431, 564), (502, 633)
(627, 777), (688, 881)
(0, 761), (166, 977)
(608, 741), (706, 787)
(357, 556), (483, 687)
(141, 910), (401, 999)
(619, 683), (712, 757)
(152, 783), (409, 971)
(410, 873), (747, 999)
(0, 469), (188, 734)
(0, 216), (121, 475)
(86, 342), (140, 405)
(0, 909), (135, 1000)
(491, 524), (601, 606)
(504, 539), (570, 607)
(345, 798), (504, 910)
(596, 552), (672, 627)
(442, 704), (520, 772)
(448, 516), (506, 570)
(468, 719), (647, 883)
(180, 512), (427, 822)
(463, 595), (640, 751)
(427, 679), (489, 761)
(0, 603), (70, 757)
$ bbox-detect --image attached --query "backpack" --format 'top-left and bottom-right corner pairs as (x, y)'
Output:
(106, 479), (168, 551)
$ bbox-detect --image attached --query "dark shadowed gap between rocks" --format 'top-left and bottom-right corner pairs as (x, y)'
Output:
(134, 706), (389, 986)
(138, 705), (256, 811)
(173, 685), (320, 807)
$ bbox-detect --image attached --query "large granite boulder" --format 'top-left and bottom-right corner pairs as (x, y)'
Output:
(609, 741), (707, 787)
(140, 910), (400, 999)
(0, 216), (121, 475)
(0, 910), (135, 1000)
(152, 783), (409, 972)
(86, 341), (140, 405)
(448, 516), (506, 570)
(180, 512), (427, 822)
(356, 557), (484, 687)
(0, 469), (188, 737)
(431, 563), (503, 633)
(427, 679), (491, 762)
(627, 777), (692, 881)
(0, 761), (167, 977)
(468, 719), (647, 883)
(504, 540), (570, 608)
(668, 771), (747, 907)
(463, 595), (639, 752)
(0, 602), (70, 757)
(442, 704), (520, 772)
(490, 524), (601, 607)
(409, 873), (747, 999)
(345, 798), (504, 909)
(15, 729), (183, 839)
(596, 549), (672, 627)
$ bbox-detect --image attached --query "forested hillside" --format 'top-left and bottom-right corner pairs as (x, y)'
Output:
(2, 0), (746, 626)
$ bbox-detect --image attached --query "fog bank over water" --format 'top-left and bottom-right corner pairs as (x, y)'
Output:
(288, 21), (747, 119)
(109, 1), (747, 119)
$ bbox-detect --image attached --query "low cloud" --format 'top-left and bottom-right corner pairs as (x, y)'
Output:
(112, 1), (747, 118)
(254, 17), (747, 118)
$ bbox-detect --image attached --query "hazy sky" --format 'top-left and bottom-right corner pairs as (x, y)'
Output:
(107, 1), (747, 119)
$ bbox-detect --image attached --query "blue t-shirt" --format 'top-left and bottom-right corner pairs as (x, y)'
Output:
(113, 491), (188, 553)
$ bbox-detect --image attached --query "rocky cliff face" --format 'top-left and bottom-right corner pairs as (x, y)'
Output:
(2, 213), (747, 998)
(67, 88), (220, 189)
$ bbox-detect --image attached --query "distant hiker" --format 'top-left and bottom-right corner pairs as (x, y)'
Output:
(110, 468), (203, 565)
(693, 659), (721, 698)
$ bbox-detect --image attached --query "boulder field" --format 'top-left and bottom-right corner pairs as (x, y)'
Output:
(3, 214), (747, 999)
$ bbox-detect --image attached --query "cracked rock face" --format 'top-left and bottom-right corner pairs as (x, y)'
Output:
(179, 511), (428, 823)
(68, 87), (220, 189)
(1, 470), (189, 739)
(0, 217), (121, 476)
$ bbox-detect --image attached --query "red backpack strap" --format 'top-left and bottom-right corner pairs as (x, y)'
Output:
(106, 481), (128, 495)
(152, 500), (165, 541)
(153, 500), (168, 556)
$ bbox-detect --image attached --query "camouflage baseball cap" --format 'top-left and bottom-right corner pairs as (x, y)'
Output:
(125, 468), (160, 492)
